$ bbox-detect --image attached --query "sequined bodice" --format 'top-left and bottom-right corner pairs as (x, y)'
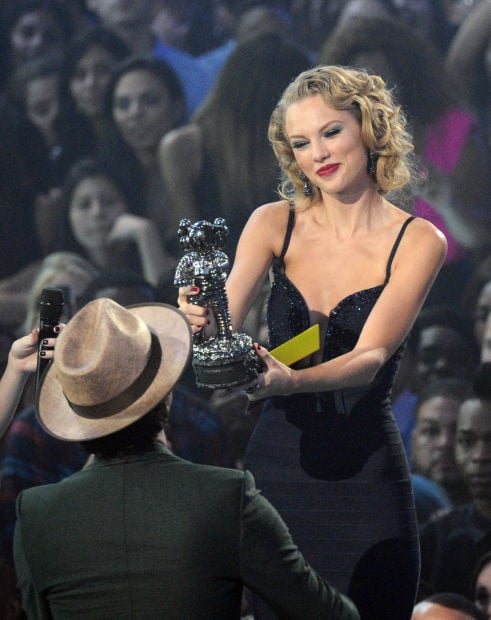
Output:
(266, 208), (414, 416)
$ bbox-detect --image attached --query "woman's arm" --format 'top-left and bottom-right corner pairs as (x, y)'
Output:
(108, 214), (175, 287)
(0, 330), (59, 437)
(246, 218), (448, 400)
(159, 123), (202, 228)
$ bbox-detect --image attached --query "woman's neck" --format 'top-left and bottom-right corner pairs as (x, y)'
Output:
(317, 187), (386, 237)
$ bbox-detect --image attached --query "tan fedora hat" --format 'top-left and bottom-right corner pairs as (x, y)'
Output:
(36, 298), (191, 441)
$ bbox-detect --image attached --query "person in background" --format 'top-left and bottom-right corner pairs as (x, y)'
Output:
(412, 592), (487, 620)
(461, 255), (491, 352)
(86, 0), (212, 117)
(151, 0), (224, 57)
(179, 64), (447, 619)
(0, 327), (59, 439)
(100, 54), (186, 248)
(0, 0), (74, 93)
(56, 156), (174, 288)
(160, 32), (311, 254)
(55, 26), (130, 176)
(6, 56), (61, 180)
(446, 1), (491, 159)
(473, 551), (491, 619)
(411, 378), (474, 519)
(13, 297), (360, 620)
(393, 304), (481, 458)
(0, 252), (98, 566)
(0, 97), (51, 287)
(419, 390), (491, 598)
(23, 26), (133, 256)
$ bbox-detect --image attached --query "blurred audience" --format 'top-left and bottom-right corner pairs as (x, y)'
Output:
(0, 0), (74, 92)
(394, 305), (480, 458)
(99, 54), (186, 248)
(446, 1), (491, 163)
(56, 156), (173, 287)
(86, 0), (212, 116)
(160, 32), (311, 253)
(473, 551), (491, 619)
(461, 256), (491, 351)
(411, 378), (474, 511)
(412, 592), (487, 620)
(419, 391), (491, 598)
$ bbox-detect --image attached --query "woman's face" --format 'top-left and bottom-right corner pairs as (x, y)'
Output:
(285, 94), (368, 199)
(475, 281), (491, 348)
(25, 74), (59, 146)
(10, 9), (65, 67)
(475, 561), (491, 619)
(69, 175), (127, 253)
(112, 69), (180, 154)
(70, 45), (117, 119)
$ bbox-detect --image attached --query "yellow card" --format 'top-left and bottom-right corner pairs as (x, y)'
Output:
(269, 324), (320, 366)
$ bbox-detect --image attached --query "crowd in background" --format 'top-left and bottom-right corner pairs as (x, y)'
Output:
(0, 0), (491, 618)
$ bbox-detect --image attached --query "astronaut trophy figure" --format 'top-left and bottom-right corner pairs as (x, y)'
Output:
(174, 218), (261, 389)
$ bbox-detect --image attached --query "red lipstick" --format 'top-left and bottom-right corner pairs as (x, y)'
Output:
(317, 164), (340, 177)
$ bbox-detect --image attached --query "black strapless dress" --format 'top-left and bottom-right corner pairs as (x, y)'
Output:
(244, 208), (420, 619)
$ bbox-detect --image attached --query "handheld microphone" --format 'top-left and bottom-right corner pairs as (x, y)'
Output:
(36, 287), (64, 389)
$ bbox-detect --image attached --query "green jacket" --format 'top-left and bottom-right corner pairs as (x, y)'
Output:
(14, 443), (359, 620)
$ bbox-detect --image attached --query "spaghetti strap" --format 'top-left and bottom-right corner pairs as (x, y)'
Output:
(279, 202), (296, 260)
(384, 216), (416, 284)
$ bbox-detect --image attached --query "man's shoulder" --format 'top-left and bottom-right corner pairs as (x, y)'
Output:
(420, 502), (482, 536)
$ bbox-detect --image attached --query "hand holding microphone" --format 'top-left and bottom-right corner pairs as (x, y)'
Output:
(36, 287), (64, 390)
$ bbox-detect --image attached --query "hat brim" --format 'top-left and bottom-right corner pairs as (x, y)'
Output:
(36, 303), (191, 441)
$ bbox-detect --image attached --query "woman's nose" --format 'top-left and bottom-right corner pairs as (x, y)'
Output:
(311, 138), (329, 162)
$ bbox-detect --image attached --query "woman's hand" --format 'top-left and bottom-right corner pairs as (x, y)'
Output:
(9, 325), (64, 374)
(177, 285), (217, 338)
(244, 343), (296, 401)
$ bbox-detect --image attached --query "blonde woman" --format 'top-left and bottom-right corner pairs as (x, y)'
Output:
(179, 65), (447, 618)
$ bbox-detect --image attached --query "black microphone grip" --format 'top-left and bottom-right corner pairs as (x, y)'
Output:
(35, 287), (64, 389)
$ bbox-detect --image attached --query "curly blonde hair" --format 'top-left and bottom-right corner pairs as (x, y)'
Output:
(268, 65), (415, 203)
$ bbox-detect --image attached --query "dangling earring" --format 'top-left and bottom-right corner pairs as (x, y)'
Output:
(367, 151), (378, 180)
(300, 171), (312, 197)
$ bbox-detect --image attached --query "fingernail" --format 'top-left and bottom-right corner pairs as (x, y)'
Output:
(54, 325), (61, 333)
(39, 351), (46, 357)
(42, 339), (48, 345)
(190, 286), (199, 293)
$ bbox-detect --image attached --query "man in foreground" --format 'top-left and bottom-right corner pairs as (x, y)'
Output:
(13, 298), (359, 619)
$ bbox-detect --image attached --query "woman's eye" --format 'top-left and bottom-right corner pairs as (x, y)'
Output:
(325, 127), (341, 138)
(291, 140), (308, 149)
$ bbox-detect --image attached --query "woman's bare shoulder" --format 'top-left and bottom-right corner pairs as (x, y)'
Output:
(160, 123), (201, 160)
(159, 123), (202, 181)
(250, 199), (292, 224)
(408, 215), (447, 247)
(238, 200), (292, 255)
(394, 213), (448, 268)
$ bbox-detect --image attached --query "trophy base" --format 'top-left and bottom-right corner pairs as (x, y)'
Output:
(192, 333), (261, 389)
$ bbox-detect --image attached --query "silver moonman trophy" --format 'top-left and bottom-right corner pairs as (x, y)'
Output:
(174, 217), (261, 389)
